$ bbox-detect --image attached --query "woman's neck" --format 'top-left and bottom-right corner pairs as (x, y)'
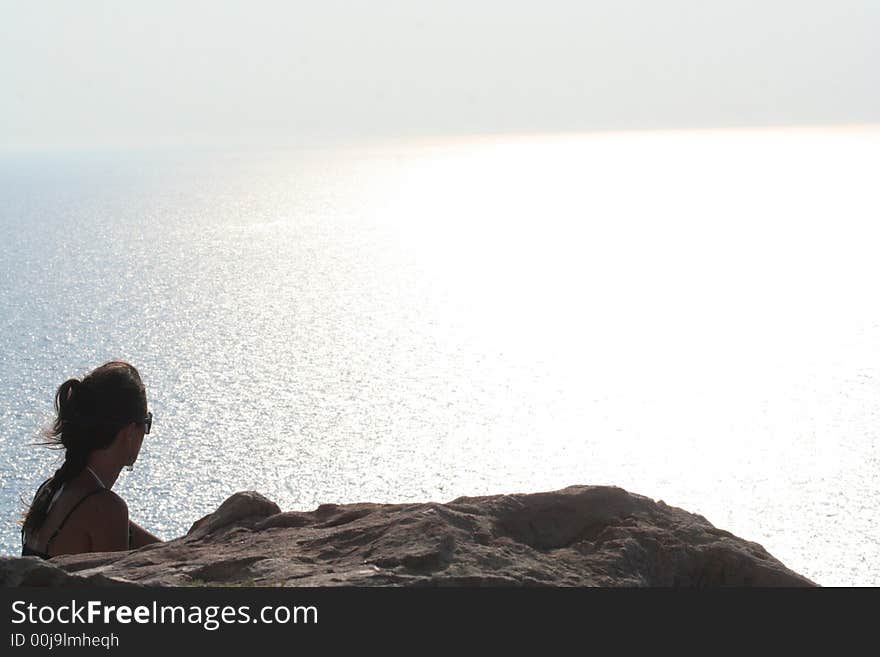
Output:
(84, 455), (122, 490)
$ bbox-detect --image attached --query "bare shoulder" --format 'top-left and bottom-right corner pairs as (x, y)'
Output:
(85, 488), (129, 519)
(83, 489), (130, 552)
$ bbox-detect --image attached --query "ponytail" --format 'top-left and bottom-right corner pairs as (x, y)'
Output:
(21, 378), (90, 539)
(52, 378), (80, 437)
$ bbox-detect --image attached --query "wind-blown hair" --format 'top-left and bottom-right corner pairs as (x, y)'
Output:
(21, 361), (147, 541)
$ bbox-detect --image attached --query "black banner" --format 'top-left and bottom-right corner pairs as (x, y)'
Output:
(0, 586), (873, 652)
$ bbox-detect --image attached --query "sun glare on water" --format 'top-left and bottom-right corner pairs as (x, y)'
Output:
(1, 126), (877, 586)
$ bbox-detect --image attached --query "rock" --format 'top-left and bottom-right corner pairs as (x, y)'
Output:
(185, 491), (281, 540)
(0, 556), (138, 587)
(0, 486), (816, 587)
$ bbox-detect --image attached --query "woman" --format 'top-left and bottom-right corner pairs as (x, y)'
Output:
(21, 361), (162, 559)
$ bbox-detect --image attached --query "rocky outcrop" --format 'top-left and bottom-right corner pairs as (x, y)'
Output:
(1, 486), (816, 587)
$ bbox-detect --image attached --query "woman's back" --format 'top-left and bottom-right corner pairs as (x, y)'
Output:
(23, 465), (126, 558)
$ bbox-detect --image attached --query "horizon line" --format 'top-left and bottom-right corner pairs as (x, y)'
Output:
(2, 120), (879, 155)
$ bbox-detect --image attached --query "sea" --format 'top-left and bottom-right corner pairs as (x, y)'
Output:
(1, 127), (878, 586)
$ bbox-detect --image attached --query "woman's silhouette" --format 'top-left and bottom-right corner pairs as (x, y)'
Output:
(21, 361), (162, 558)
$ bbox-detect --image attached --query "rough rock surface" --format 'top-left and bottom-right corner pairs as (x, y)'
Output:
(1, 486), (816, 587)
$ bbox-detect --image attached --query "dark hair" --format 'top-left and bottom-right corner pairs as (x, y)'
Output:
(21, 361), (147, 539)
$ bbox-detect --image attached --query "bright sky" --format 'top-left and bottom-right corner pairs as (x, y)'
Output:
(1, 0), (877, 149)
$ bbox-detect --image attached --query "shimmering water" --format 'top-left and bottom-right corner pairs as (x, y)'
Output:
(1, 128), (878, 586)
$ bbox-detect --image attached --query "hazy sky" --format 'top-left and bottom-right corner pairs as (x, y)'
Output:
(1, 0), (877, 148)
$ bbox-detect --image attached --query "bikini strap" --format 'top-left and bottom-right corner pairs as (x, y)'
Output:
(85, 466), (106, 489)
(44, 488), (107, 553)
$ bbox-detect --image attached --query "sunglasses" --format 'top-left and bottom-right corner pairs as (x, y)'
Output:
(140, 412), (153, 435)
